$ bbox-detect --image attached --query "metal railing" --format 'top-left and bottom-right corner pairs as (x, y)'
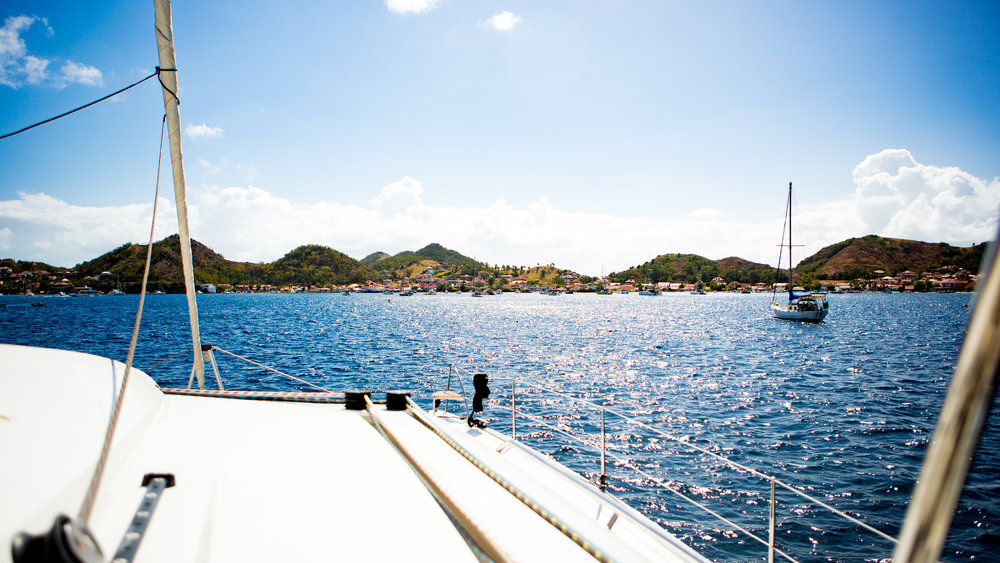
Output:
(143, 344), (336, 393)
(443, 365), (899, 563)
(141, 350), (901, 561)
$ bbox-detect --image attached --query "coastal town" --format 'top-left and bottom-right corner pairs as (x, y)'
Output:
(0, 258), (978, 295)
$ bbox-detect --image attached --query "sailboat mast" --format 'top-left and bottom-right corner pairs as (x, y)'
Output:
(787, 182), (793, 296)
(154, 0), (205, 388)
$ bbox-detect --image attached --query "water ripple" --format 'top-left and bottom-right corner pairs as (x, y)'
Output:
(2, 291), (995, 561)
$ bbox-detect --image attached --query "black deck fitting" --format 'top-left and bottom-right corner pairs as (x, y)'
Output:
(141, 473), (175, 488)
(344, 391), (370, 410)
(386, 391), (411, 411)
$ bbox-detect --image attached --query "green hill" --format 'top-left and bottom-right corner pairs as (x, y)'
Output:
(796, 235), (988, 279)
(75, 235), (240, 291)
(610, 253), (776, 285)
(8, 233), (989, 294)
(72, 237), (375, 292)
(360, 251), (391, 266)
(366, 243), (480, 276)
(608, 235), (986, 286)
(264, 245), (377, 286)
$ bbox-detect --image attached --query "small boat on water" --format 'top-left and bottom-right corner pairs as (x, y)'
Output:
(770, 183), (829, 322)
(75, 287), (103, 296)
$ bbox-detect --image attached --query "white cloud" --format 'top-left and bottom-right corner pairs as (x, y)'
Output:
(21, 55), (48, 85)
(0, 15), (47, 87)
(850, 149), (1000, 245)
(0, 227), (12, 250)
(385, 0), (442, 15)
(59, 60), (103, 87)
(369, 176), (424, 218)
(0, 15), (104, 89)
(185, 123), (224, 141)
(0, 192), (177, 266)
(197, 158), (221, 176)
(485, 11), (522, 31)
(689, 208), (720, 220)
(1, 150), (996, 273)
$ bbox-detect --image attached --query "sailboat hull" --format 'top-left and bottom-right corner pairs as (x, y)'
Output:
(771, 300), (829, 322)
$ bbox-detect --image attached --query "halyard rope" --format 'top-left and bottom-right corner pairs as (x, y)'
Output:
(79, 114), (167, 523)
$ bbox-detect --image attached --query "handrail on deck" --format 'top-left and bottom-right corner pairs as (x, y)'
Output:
(506, 378), (900, 562)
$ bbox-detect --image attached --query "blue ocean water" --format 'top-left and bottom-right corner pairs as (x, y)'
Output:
(2, 291), (997, 561)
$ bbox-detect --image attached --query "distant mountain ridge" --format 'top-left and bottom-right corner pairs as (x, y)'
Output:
(72, 236), (375, 291)
(797, 235), (987, 279)
(610, 253), (776, 285)
(361, 243), (480, 276)
(4, 235), (987, 294)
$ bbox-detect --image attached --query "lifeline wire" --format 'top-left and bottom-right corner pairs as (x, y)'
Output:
(78, 114), (167, 523)
(0, 68), (171, 141)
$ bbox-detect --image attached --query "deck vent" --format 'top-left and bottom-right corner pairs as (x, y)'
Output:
(344, 391), (370, 410)
(386, 391), (411, 411)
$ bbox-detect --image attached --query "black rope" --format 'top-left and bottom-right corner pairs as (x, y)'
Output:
(0, 67), (174, 141)
(156, 66), (178, 104)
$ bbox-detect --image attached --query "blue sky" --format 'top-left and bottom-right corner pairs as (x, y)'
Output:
(1, 0), (999, 275)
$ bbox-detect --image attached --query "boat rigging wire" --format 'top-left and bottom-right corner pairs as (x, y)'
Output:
(525, 380), (899, 546)
(210, 346), (334, 392)
(141, 347), (194, 372)
(79, 114), (168, 524)
(0, 68), (172, 141)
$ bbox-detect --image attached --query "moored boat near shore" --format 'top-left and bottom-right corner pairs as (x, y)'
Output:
(771, 183), (829, 322)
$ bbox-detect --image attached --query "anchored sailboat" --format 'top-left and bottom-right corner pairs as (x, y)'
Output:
(770, 182), (829, 322)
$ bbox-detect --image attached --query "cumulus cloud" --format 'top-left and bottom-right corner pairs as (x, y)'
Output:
(0, 227), (12, 250)
(1, 150), (996, 273)
(385, 0), (442, 15)
(369, 176), (424, 218)
(0, 15), (46, 87)
(59, 60), (103, 87)
(484, 11), (522, 31)
(185, 123), (224, 141)
(0, 192), (177, 267)
(689, 208), (720, 220)
(0, 15), (104, 89)
(851, 149), (1000, 245)
(0, 181), (779, 274)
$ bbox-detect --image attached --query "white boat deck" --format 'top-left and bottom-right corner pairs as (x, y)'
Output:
(1, 345), (475, 562)
(0, 344), (704, 562)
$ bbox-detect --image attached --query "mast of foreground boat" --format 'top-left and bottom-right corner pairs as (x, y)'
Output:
(893, 226), (1000, 562)
(154, 0), (205, 387)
